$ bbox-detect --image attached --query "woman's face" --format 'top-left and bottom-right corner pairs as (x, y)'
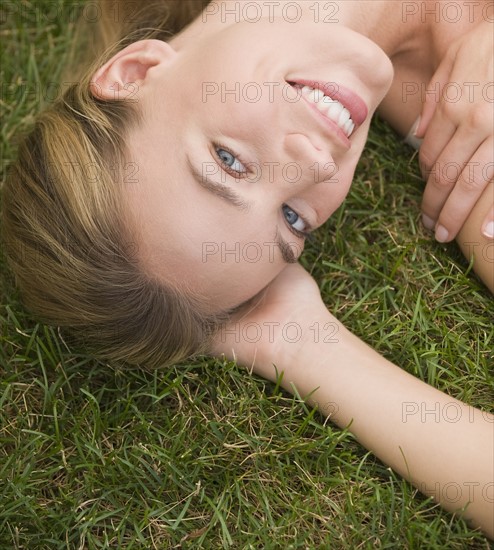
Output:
(119, 15), (393, 311)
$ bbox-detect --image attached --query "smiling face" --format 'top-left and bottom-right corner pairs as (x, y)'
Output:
(94, 15), (393, 312)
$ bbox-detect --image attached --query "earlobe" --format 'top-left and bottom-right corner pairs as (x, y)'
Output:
(90, 39), (175, 101)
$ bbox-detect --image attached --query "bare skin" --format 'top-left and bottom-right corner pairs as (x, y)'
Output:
(188, 0), (493, 537)
(376, 1), (493, 291)
(92, 7), (395, 310)
(92, 0), (492, 299)
(90, 0), (494, 538)
(89, 0), (493, 534)
(175, 0), (494, 291)
(457, 181), (494, 292)
(212, 264), (494, 539)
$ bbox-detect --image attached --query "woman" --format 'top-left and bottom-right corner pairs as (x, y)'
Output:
(2, 0), (493, 539)
(3, 0), (492, 367)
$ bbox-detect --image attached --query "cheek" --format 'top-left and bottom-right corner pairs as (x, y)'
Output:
(199, 77), (279, 136)
(197, 228), (289, 310)
(229, 266), (284, 307)
(237, 244), (286, 282)
(219, 249), (288, 309)
(221, 101), (271, 138)
(334, 163), (357, 200)
(311, 158), (360, 221)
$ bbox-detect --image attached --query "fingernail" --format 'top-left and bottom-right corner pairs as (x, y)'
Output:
(422, 214), (435, 231)
(435, 225), (449, 243)
(482, 221), (494, 239)
(412, 116), (421, 137)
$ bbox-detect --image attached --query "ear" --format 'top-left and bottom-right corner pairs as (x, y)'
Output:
(90, 39), (176, 101)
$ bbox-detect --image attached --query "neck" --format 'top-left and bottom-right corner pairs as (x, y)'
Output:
(171, 1), (427, 58)
(329, 0), (426, 57)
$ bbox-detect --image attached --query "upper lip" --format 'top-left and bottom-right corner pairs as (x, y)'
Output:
(288, 78), (369, 129)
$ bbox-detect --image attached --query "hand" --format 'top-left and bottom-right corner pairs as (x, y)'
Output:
(415, 20), (494, 242)
(210, 263), (330, 381)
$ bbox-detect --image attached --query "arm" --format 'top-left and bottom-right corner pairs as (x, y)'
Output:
(456, 181), (494, 294)
(213, 264), (494, 539)
(280, 314), (494, 539)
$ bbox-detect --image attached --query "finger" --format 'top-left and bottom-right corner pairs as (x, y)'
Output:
(419, 106), (458, 181)
(415, 53), (455, 139)
(432, 139), (493, 242)
(421, 98), (493, 227)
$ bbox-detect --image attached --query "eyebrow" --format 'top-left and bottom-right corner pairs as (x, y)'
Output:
(187, 157), (250, 210)
(187, 156), (298, 264)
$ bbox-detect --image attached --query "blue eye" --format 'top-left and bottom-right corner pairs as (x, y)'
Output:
(283, 204), (309, 238)
(215, 146), (247, 177)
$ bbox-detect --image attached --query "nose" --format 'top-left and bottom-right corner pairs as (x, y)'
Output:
(283, 133), (337, 185)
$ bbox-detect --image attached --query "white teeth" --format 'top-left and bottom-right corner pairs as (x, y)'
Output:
(321, 95), (337, 105)
(327, 102), (344, 122)
(297, 84), (356, 137)
(338, 108), (351, 126)
(317, 95), (337, 112)
(343, 119), (354, 136)
(308, 88), (324, 103)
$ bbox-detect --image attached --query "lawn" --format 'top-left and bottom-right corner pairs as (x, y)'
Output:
(1, 1), (493, 548)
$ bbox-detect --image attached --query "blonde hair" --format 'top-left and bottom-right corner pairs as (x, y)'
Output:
(1, 0), (227, 367)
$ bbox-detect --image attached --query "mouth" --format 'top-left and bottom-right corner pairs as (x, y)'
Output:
(287, 79), (368, 139)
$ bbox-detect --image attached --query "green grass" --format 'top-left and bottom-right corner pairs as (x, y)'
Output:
(1, 2), (493, 548)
